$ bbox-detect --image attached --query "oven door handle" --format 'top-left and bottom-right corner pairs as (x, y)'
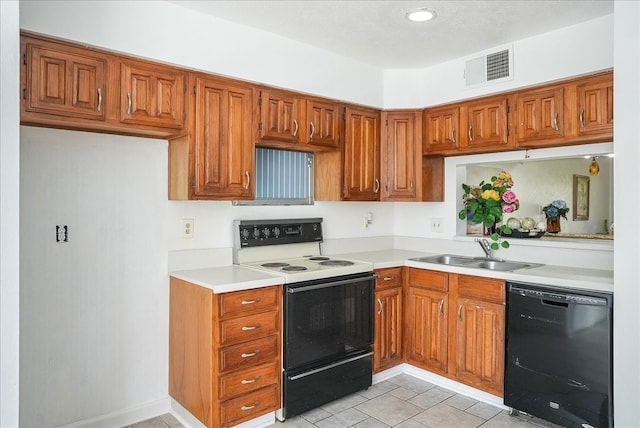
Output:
(286, 274), (378, 293)
(287, 351), (373, 380)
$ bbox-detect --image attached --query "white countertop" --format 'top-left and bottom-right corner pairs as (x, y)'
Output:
(169, 249), (613, 294)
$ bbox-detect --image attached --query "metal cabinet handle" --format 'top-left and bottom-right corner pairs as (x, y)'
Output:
(241, 401), (259, 411)
(451, 127), (456, 143)
(241, 298), (261, 305)
(377, 298), (383, 315)
(241, 350), (260, 358)
(241, 324), (261, 331)
(127, 92), (132, 115)
(553, 112), (559, 131)
(579, 108), (585, 128)
(309, 121), (316, 139)
(410, 178), (414, 192)
(241, 375), (261, 385)
(439, 299), (444, 316)
(97, 87), (102, 112)
(293, 119), (299, 137)
(374, 178), (380, 193)
(457, 304), (463, 321)
(468, 125), (473, 142)
(383, 276), (395, 281)
(244, 170), (251, 190)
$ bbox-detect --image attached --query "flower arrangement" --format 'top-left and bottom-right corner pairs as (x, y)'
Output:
(542, 200), (569, 220)
(458, 170), (520, 250)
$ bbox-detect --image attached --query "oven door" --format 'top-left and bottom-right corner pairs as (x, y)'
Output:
(284, 272), (375, 371)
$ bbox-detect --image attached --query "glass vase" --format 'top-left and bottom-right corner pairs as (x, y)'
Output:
(483, 221), (498, 236)
(546, 217), (561, 233)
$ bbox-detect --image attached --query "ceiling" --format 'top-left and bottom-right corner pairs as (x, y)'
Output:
(167, 0), (613, 69)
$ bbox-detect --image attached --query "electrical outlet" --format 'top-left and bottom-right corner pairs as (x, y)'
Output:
(182, 219), (194, 238)
(430, 218), (443, 233)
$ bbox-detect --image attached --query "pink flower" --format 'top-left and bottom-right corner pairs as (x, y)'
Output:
(502, 204), (517, 213)
(502, 190), (518, 203)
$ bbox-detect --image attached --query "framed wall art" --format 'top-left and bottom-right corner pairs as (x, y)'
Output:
(573, 174), (590, 221)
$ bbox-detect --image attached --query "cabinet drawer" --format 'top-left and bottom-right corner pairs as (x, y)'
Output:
(219, 361), (280, 400)
(218, 286), (280, 318)
(376, 267), (403, 289)
(408, 268), (448, 292)
(220, 385), (279, 428)
(455, 274), (505, 303)
(219, 310), (279, 345)
(219, 335), (279, 373)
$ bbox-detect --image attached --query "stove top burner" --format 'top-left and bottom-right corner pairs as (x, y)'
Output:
(319, 260), (354, 267)
(282, 265), (307, 271)
(262, 262), (290, 268)
(308, 256), (330, 261)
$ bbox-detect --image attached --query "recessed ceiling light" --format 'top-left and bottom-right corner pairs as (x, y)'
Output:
(406, 8), (436, 22)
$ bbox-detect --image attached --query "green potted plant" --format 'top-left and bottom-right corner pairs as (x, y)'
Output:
(458, 170), (520, 250)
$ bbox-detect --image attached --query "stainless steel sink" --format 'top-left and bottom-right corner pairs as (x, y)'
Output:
(410, 254), (543, 272)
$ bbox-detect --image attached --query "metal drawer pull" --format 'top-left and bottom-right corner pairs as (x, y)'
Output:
(458, 304), (463, 321)
(293, 119), (299, 137)
(451, 127), (456, 143)
(97, 87), (102, 112)
(242, 324), (261, 331)
(377, 298), (383, 315)
(241, 298), (261, 305)
(579, 108), (585, 128)
(127, 92), (132, 115)
(383, 276), (395, 281)
(241, 375), (261, 385)
(241, 350), (260, 358)
(439, 299), (444, 316)
(241, 401), (259, 411)
(309, 121), (316, 139)
(553, 112), (559, 131)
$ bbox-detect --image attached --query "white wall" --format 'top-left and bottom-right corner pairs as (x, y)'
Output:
(384, 14), (614, 108)
(0, 1), (20, 427)
(612, 1), (640, 426)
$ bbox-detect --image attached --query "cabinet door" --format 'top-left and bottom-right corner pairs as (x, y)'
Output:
(423, 106), (460, 154)
(24, 42), (106, 120)
(577, 74), (613, 138)
(120, 60), (185, 129)
(343, 106), (381, 200)
(193, 76), (254, 199)
(463, 96), (510, 150)
(381, 111), (422, 201)
(405, 287), (448, 375)
(516, 86), (564, 146)
(374, 287), (403, 373)
(454, 298), (505, 396)
(305, 99), (340, 149)
(258, 88), (301, 143)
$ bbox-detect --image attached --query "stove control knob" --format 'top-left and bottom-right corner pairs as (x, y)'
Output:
(240, 228), (250, 240)
(262, 227), (270, 238)
(253, 228), (260, 239)
(273, 227), (281, 238)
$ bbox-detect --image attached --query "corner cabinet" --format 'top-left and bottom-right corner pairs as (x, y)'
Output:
(169, 279), (282, 428)
(169, 74), (255, 200)
(342, 105), (381, 201)
(381, 111), (422, 201)
(373, 268), (404, 373)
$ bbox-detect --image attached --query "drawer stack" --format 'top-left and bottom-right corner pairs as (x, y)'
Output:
(169, 278), (282, 428)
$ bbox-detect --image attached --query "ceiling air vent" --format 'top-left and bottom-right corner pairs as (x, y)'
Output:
(465, 46), (513, 88)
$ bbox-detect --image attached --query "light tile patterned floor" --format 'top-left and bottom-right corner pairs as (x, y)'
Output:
(127, 375), (561, 428)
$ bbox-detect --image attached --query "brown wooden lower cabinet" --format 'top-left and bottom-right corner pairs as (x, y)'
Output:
(373, 267), (404, 373)
(169, 278), (282, 428)
(404, 268), (505, 397)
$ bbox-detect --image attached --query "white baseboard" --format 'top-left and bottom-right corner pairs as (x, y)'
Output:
(171, 398), (276, 428)
(58, 397), (171, 428)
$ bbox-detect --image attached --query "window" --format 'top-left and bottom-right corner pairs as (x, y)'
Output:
(233, 148), (314, 205)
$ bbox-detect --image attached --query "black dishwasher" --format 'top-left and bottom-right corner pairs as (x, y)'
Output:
(505, 282), (613, 428)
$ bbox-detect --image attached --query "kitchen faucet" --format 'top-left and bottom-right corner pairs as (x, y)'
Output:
(475, 238), (493, 259)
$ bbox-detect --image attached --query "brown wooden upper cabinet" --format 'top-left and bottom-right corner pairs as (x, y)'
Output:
(304, 98), (341, 149)
(257, 88), (301, 144)
(514, 86), (564, 147)
(423, 105), (460, 155)
(119, 59), (186, 130)
(575, 73), (614, 139)
(21, 34), (107, 122)
(342, 105), (381, 201)
(461, 95), (512, 152)
(381, 111), (422, 202)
